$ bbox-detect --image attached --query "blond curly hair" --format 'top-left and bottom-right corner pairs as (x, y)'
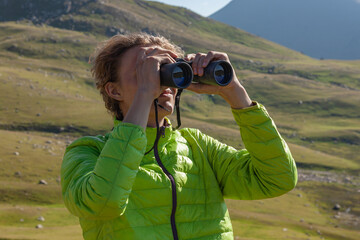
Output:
(90, 32), (184, 120)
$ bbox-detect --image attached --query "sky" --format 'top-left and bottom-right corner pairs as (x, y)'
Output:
(146, 0), (232, 17)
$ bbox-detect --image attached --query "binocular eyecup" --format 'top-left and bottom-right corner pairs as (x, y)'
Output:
(160, 58), (233, 89)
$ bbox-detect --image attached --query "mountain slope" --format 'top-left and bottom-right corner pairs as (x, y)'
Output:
(0, 0), (359, 171)
(211, 0), (360, 60)
(0, 0), (359, 170)
(0, 0), (359, 239)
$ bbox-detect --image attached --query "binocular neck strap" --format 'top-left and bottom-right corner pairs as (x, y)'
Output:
(144, 98), (161, 155)
(175, 89), (183, 130)
(144, 90), (183, 156)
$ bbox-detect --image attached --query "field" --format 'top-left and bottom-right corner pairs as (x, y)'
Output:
(0, 0), (359, 239)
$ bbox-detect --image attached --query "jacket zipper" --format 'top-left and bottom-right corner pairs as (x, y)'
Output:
(154, 126), (179, 240)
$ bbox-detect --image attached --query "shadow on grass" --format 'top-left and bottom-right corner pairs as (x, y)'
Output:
(0, 123), (108, 137)
(296, 162), (335, 171)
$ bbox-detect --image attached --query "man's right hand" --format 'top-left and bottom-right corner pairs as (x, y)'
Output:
(135, 46), (178, 99)
(122, 45), (178, 130)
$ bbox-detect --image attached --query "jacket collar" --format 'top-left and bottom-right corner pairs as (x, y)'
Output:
(113, 116), (174, 152)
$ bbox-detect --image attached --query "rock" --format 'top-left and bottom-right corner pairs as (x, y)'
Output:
(38, 180), (48, 185)
(344, 177), (352, 183)
(45, 140), (52, 144)
(300, 219), (304, 222)
(14, 171), (22, 177)
(333, 204), (341, 211)
(317, 229), (321, 235)
(268, 66), (276, 74)
(20, 218), (24, 222)
(14, 152), (20, 156)
(35, 224), (43, 229)
(37, 216), (45, 222)
(36, 113), (41, 117)
(298, 100), (303, 104)
(283, 228), (288, 232)
(297, 193), (302, 198)
(346, 207), (351, 213)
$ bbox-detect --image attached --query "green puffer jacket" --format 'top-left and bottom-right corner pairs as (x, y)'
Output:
(61, 101), (297, 240)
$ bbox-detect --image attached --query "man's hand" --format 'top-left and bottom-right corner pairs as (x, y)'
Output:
(136, 46), (178, 99)
(122, 45), (178, 130)
(185, 51), (253, 109)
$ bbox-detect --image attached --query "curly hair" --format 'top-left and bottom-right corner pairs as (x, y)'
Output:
(90, 32), (184, 121)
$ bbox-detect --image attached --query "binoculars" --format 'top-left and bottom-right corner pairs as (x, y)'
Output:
(160, 58), (233, 89)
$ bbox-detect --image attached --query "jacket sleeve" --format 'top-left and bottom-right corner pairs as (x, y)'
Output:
(61, 122), (147, 220)
(190, 101), (297, 200)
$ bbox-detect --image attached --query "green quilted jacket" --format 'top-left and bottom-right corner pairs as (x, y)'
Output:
(61, 101), (297, 240)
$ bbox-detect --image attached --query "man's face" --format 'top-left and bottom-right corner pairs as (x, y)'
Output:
(115, 44), (178, 119)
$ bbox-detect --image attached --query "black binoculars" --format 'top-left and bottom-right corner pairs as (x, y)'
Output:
(160, 58), (233, 89)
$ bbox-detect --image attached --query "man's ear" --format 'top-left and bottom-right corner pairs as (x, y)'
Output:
(104, 82), (123, 101)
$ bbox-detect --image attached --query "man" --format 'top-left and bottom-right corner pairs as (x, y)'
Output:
(61, 33), (297, 239)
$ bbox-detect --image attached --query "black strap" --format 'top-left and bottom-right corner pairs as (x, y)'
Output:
(144, 90), (183, 155)
(144, 99), (160, 155)
(174, 89), (183, 129)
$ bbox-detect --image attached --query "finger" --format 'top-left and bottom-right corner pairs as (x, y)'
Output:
(184, 53), (195, 61)
(155, 53), (177, 64)
(136, 48), (148, 67)
(145, 46), (178, 59)
(197, 56), (206, 76)
(144, 53), (176, 70)
(202, 51), (215, 67)
(192, 53), (205, 75)
(202, 51), (229, 67)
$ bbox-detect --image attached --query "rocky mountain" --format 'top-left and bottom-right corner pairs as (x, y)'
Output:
(211, 0), (360, 60)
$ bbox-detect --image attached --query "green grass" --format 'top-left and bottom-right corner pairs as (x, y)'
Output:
(227, 186), (360, 240)
(0, 0), (359, 239)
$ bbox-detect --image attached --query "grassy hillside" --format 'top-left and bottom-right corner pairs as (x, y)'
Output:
(0, 0), (359, 239)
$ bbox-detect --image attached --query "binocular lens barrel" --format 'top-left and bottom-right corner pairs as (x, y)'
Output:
(160, 62), (193, 89)
(160, 59), (233, 89)
(214, 64), (225, 84)
(194, 61), (233, 86)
